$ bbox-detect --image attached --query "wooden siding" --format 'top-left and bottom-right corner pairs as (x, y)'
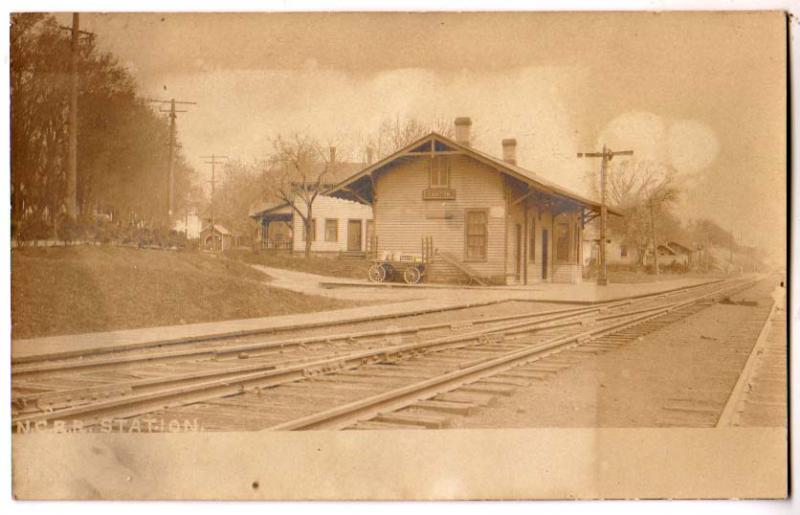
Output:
(374, 155), (507, 281)
(372, 153), (586, 284)
(291, 195), (373, 253)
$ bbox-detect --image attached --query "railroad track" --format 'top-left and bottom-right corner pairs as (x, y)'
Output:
(12, 277), (759, 432)
(11, 280), (719, 410)
(11, 301), (651, 410)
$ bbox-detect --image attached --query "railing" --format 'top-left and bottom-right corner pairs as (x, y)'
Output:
(422, 236), (433, 264)
(261, 239), (292, 250)
(368, 235), (378, 260)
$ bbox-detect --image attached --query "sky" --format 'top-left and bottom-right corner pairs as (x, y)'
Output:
(52, 11), (787, 259)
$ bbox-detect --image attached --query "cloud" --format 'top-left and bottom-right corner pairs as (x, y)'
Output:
(596, 111), (668, 162)
(597, 112), (719, 177)
(667, 119), (720, 174)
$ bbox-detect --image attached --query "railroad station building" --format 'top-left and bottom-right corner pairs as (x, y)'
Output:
(328, 117), (620, 284)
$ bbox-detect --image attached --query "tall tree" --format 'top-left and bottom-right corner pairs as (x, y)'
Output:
(264, 134), (342, 258)
(10, 13), (198, 242)
(210, 159), (265, 238)
(586, 158), (682, 268)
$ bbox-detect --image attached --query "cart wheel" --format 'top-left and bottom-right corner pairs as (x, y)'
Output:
(368, 263), (386, 283)
(404, 266), (422, 284)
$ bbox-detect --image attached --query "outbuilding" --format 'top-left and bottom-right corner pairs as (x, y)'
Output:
(201, 223), (233, 252)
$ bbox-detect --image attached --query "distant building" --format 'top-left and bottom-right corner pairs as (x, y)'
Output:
(200, 223), (232, 251)
(582, 225), (639, 268)
(655, 240), (694, 267)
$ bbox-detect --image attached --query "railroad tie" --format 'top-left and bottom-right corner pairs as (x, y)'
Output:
(479, 376), (530, 387)
(414, 399), (475, 416)
(460, 382), (516, 396)
(373, 411), (449, 429)
(437, 391), (495, 407)
(348, 420), (426, 430)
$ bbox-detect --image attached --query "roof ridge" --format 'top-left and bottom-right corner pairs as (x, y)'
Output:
(328, 130), (620, 215)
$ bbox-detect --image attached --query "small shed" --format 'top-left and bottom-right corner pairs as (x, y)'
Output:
(201, 223), (232, 252)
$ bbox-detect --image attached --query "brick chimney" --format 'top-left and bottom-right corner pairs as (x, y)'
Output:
(454, 117), (472, 147)
(366, 146), (374, 165)
(502, 138), (517, 165)
(329, 146), (336, 164)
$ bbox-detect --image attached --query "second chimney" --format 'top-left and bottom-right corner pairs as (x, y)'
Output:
(329, 146), (337, 164)
(454, 117), (472, 147)
(502, 138), (517, 165)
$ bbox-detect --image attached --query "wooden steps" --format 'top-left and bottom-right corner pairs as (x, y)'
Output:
(435, 251), (489, 286)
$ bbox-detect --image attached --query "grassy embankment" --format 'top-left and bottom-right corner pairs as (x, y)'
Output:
(229, 250), (371, 280)
(11, 246), (359, 339)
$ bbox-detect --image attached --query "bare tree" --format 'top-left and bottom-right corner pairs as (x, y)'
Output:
(638, 164), (680, 275)
(364, 115), (454, 162)
(208, 159), (264, 238)
(264, 134), (341, 258)
(588, 159), (681, 269)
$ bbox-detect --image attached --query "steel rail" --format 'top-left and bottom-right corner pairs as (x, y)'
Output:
(10, 301), (632, 425)
(11, 279), (721, 376)
(9, 297), (518, 365)
(11, 301), (626, 376)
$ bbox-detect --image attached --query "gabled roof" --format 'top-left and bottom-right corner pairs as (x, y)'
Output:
(657, 243), (677, 255)
(665, 240), (694, 253)
(327, 132), (622, 216)
(248, 200), (292, 218)
(201, 223), (230, 235)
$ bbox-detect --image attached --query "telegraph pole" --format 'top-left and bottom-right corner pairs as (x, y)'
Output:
(147, 98), (197, 220)
(200, 154), (228, 247)
(577, 145), (634, 286)
(649, 197), (659, 278)
(184, 192), (191, 239)
(59, 14), (94, 220)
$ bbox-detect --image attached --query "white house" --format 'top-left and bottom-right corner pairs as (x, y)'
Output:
(173, 212), (203, 239)
(250, 162), (374, 255)
(582, 224), (638, 268)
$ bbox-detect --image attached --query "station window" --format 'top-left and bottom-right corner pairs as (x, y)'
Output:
(430, 156), (450, 188)
(620, 245), (628, 257)
(465, 210), (488, 261)
(325, 219), (338, 242)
